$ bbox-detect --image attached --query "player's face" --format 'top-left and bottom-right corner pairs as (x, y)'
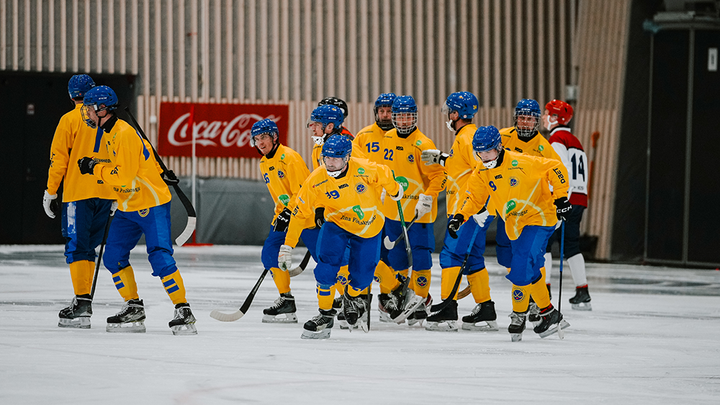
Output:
(516, 114), (537, 130)
(477, 149), (499, 164)
(253, 133), (274, 155)
(542, 110), (557, 130)
(324, 156), (346, 172)
(307, 121), (324, 137)
(82, 105), (99, 126)
(377, 106), (392, 122)
(394, 113), (414, 129)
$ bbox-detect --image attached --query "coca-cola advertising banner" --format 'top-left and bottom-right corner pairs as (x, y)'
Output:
(157, 102), (289, 158)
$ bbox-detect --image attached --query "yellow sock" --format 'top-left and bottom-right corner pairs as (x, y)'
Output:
(374, 261), (397, 293)
(317, 284), (334, 311)
(346, 284), (363, 297)
(527, 276), (552, 309)
(440, 266), (462, 300)
(467, 269), (491, 303)
(112, 265), (139, 301)
(270, 267), (291, 295)
(161, 270), (188, 305)
(331, 265), (351, 299)
(511, 284), (530, 313)
(412, 269), (431, 298)
(69, 260), (94, 296)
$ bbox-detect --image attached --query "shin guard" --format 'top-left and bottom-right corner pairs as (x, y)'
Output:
(527, 277), (552, 309)
(412, 269), (431, 298)
(270, 267), (291, 295)
(467, 269), (491, 303)
(69, 260), (94, 296)
(440, 267), (462, 300)
(161, 270), (188, 306)
(112, 266), (139, 301)
(316, 283), (334, 311)
(375, 261), (398, 294)
(511, 284), (530, 313)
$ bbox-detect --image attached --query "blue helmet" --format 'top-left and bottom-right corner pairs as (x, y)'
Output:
(443, 91), (478, 120)
(68, 74), (95, 99)
(472, 126), (502, 153)
(83, 85), (118, 111)
(310, 104), (345, 129)
(318, 96), (349, 119)
(250, 119), (279, 146)
(391, 95), (418, 135)
(374, 93), (397, 108)
(322, 134), (352, 158)
(513, 98), (541, 138)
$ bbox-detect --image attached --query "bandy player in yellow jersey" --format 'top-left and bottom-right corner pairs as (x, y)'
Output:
(379, 95), (447, 325)
(279, 135), (403, 339)
(76, 85), (196, 335)
(449, 126), (572, 341)
(44, 74), (115, 329)
(252, 119), (321, 323)
(420, 92), (498, 332)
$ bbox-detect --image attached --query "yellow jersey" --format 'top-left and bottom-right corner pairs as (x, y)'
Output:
(284, 157), (401, 248)
(457, 150), (569, 240)
(444, 123), (478, 215)
(46, 104), (114, 202)
(260, 144), (314, 228)
(92, 118), (172, 212)
(499, 127), (562, 161)
(379, 128), (447, 223)
(353, 122), (388, 164)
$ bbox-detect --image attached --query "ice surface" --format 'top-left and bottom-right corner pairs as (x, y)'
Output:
(1, 245), (719, 404)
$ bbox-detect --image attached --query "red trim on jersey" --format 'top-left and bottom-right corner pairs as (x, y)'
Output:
(549, 127), (588, 207)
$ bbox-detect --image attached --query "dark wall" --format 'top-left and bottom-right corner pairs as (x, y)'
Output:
(0, 72), (135, 244)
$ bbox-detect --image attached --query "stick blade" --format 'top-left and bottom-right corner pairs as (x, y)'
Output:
(383, 236), (394, 250)
(209, 308), (245, 322)
(175, 216), (197, 246)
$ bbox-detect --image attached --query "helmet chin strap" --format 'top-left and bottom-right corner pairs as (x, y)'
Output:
(544, 115), (558, 131)
(445, 120), (455, 132)
(482, 148), (505, 169)
(312, 135), (325, 146)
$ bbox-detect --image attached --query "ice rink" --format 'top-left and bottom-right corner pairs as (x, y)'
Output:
(1, 244), (719, 405)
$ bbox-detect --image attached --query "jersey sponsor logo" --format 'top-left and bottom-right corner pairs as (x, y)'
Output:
(312, 179), (328, 188)
(415, 275), (428, 287)
(110, 167), (119, 176)
(415, 140), (422, 146)
(278, 194), (290, 206)
(538, 145), (545, 152)
(340, 212), (377, 226)
(511, 160), (519, 167)
(505, 200), (517, 215)
(338, 183), (349, 189)
(495, 174), (503, 180)
(395, 145), (404, 151)
(357, 168), (366, 175)
(514, 147), (523, 153)
(509, 177), (519, 187)
(395, 176), (409, 190)
(115, 186), (141, 194)
(269, 166), (275, 171)
(280, 153), (286, 160)
(407, 154), (415, 163)
(355, 183), (366, 194)
(352, 205), (365, 220)
(553, 168), (567, 183)
(507, 209), (528, 217)
(512, 288), (525, 301)
(138, 208), (150, 217)
(277, 170), (285, 179)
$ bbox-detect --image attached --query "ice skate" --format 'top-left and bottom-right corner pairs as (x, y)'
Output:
(262, 293), (298, 323)
(508, 311), (527, 342)
(342, 292), (369, 333)
(534, 305), (570, 338)
(58, 294), (92, 329)
(388, 286), (424, 324)
(569, 285), (592, 311)
(301, 309), (336, 339)
(424, 299), (459, 332)
(407, 294), (432, 326)
(377, 293), (398, 323)
(169, 303), (197, 335)
(461, 300), (499, 331)
(106, 299), (146, 333)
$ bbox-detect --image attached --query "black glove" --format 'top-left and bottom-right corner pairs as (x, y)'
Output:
(77, 157), (97, 175)
(314, 207), (326, 229)
(274, 208), (292, 233)
(162, 170), (179, 186)
(448, 214), (464, 239)
(554, 197), (572, 221)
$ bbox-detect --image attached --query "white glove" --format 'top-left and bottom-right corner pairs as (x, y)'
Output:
(415, 194), (433, 219)
(110, 201), (118, 215)
(472, 208), (490, 227)
(42, 190), (58, 219)
(278, 245), (293, 271)
(380, 189), (387, 204)
(420, 149), (449, 166)
(390, 182), (404, 201)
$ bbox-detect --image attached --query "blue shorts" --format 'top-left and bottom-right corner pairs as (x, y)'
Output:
(439, 214), (495, 274)
(103, 202), (177, 278)
(314, 222), (380, 290)
(506, 225), (555, 286)
(384, 219), (434, 271)
(261, 226), (321, 269)
(61, 198), (113, 264)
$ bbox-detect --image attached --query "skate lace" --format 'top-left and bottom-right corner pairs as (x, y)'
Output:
(269, 296), (287, 310)
(470, 303), (482, 315)
(509, 312), (526, 325)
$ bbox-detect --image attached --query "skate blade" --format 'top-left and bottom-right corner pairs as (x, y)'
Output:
(461, 320), (499, 332)
(424, 321), (459, 332)
(571, 302), (592, 311)
(58, 317), (91, 329)
(262, 313), (298, 323)
(511, 333), (523, 342)
(171, 323), (198, 335)
(392, 295), (424, 324)
(538, 319), (571, 338)
(106, 321), (146, 333)
(378, 311), (394, 323)
(359, 313), (369, 333)
(301, 329), (331, 339)
(407, 318), (424, 327)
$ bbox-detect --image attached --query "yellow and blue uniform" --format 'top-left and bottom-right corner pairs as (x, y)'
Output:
(259, 144), (319, 295)
(437, 123), (495, 302)
(456, 150), (569, 312)
(285, 157), (400, 310)
(380, 127), (446, 298)
(91, 117), (186, 306)
(47, 103), (114, 296)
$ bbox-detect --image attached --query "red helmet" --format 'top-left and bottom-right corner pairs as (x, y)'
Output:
(545, 99), (574, 125)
